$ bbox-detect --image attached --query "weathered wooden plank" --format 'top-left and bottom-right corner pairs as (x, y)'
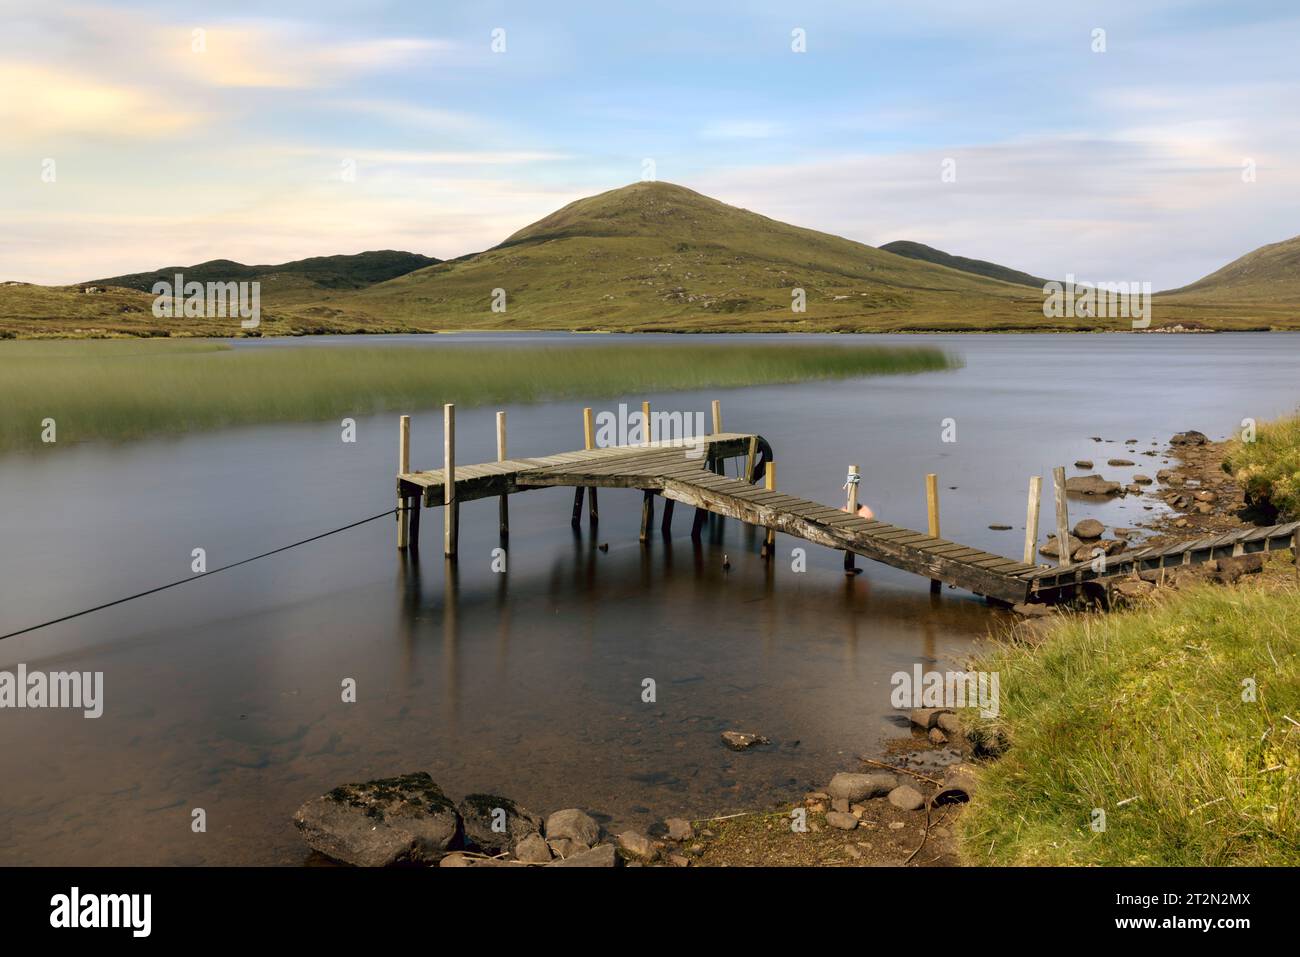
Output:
(661, 477), (1029, 602)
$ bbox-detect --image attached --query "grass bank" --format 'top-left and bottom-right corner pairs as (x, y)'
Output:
(1223, 409), (1300, 520)
(0, 339), (958, 452)
(959, 571), (1300, 865)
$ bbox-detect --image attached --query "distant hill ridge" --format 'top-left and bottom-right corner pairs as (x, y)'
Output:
(880, 240), (1047, 288)
(92, 250), (440, 293)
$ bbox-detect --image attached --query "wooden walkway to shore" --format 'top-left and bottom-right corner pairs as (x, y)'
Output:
(1025, 521), (1300, 597)
(394, 404), (1300, 607)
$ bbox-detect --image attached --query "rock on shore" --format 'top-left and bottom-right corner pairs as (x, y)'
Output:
(827, 771), (898, 802)
(293, 772), (462, 867)
(458, 794), (544, 855)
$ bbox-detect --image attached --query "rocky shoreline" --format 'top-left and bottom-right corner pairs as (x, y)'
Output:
(291, 714), (989, 868)
(1008, 428), (1270, 612)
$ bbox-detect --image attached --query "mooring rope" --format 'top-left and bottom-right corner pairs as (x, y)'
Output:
(0, 508), (398, 642)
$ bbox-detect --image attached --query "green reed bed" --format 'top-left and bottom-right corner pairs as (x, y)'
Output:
(0, 339), (957, 452)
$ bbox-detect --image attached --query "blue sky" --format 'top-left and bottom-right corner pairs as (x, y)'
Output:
(3, 0), (1297, 287)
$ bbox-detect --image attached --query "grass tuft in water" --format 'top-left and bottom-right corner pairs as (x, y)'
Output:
(0, 339), (958, 452)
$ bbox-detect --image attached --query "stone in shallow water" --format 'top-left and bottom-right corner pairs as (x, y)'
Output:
(293, 771), (461, 867)
(720, 730), (770, 751)
(665, 817), (695, 841)
(1040, 534), (1083, 558)
(1073, 518), (1105, 540)
(545, 807), (600, 848)
(458, 794), (543, 856)
(1065, 475), (1121, 496)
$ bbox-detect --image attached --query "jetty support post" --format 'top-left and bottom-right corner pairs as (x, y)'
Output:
(570, 487), (585, 527)
(639, 490), (655, 543)
(1052, 466), (1070, 568)
(745, 436), (757, 485)
(496, 411), (509, 538)
(926, 473), (941, 593)
(844, 464), (860, 572)
(1023, 475), (1042, 565)
(398, 414), (411, 550)
(762, 461), (777, 558)
(444, 403), (458, 559)
(642, 400), (652, 447)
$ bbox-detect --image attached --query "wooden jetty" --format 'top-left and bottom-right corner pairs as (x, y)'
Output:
(395, 403), (1300, 606)
(1025, 521), (1300, 599)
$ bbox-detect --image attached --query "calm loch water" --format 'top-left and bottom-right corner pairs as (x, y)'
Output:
(2, 333), (1298, 864)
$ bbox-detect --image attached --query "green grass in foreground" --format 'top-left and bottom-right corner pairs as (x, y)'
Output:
(0, 339), (957, 452)
(1223, 410), (1300, 520)
(959, 574), (1300, 865)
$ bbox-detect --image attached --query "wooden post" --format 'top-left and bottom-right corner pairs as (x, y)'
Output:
(711, 400), (722, 435)
(496, 411), (509, 538)
(744, 436), (757, 484)
(444, 404), (458, 559)
(409, 488), (421, 550)
(571, 486), (585, 527)
(1023, 475), (1042, 565)
(640, 491), (655, 543)
(763, 461), (776, 557)
(844, 464), (860, 572)
(925, 473), (941, 593)
(583, 406), (599, 524)
(642, 400), (652, 447)
(690, 506), (708, 541)
(398, 415), (411, 549)
(661, 498), (675, 533)
(1052, 466), (1070, 568)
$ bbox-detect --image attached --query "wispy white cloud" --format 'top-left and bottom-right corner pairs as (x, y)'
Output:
(166, 27), (449, 89)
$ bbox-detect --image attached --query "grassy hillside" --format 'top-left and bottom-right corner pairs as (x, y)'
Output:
(0, 282), (405, 338)
(1150, 234), (1300, 329)
(959, 574), (1300, 866)
(332, 182), (1055, 332)
(0, 338), (957, 452)
(880, 240), (1046, 288)
(1163, 235), (1300, 302)
(0, 251), (442, 338)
